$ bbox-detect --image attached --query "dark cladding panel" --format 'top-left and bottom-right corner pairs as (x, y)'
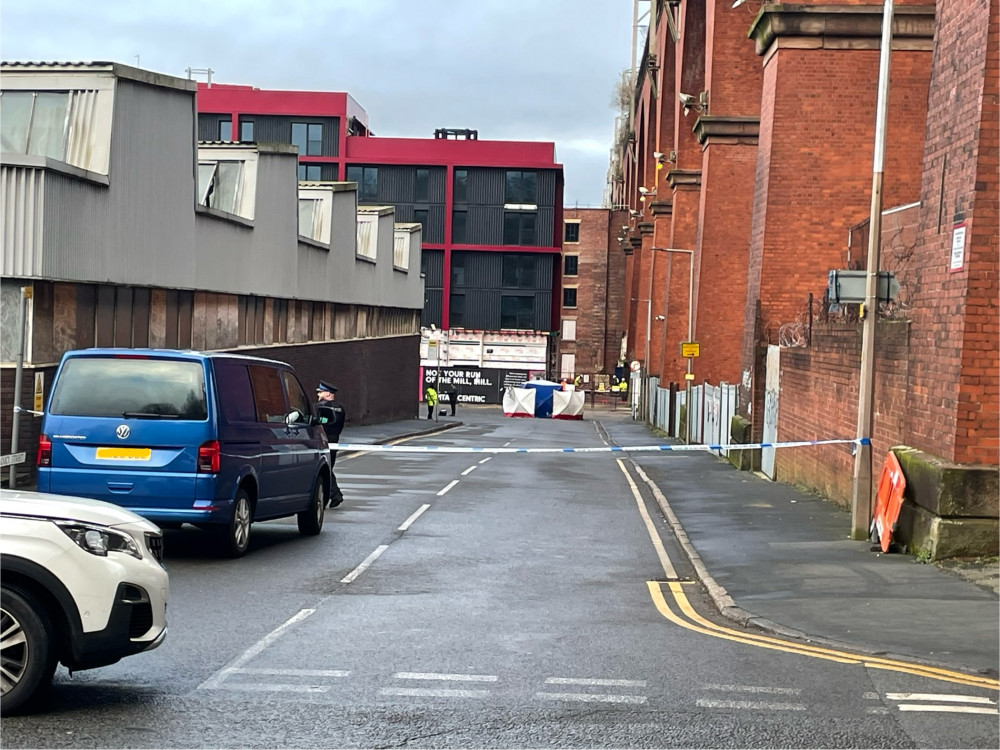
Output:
(198, 114), (230, 142)
(536, 170), (557, 207)
(427, 167), (447, 203)
(536, 207), (555, 248)
(421, 248), (444, 288)
(378, 166), (415, 203)
(466, 206), (503, 245)
(465, 168), (504, 206)
(251, 116), (340, 156)
(425, 205), (445, 244)
(532, 290), (552, 330)
(464, 289), (503, 330)
(422, 289), (442, 329)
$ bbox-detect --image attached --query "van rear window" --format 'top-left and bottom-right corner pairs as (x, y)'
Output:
(49, 357), (208, 420)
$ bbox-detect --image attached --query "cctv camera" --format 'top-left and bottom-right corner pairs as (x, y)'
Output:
(638, 186), (651, 195)
(653, 151), (664, 160)
(629, 209), (641, 217)
(678, 92), (697, 106)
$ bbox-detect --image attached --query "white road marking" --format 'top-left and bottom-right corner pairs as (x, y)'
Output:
(341, 545), (389, 583)
(863, 692), (880, 700)
(703, 684), (802, 695)
(398, 504), (431, 531)
(437, 480), (459, 496)
(897, 705), (999, 715)
(229, 668), (350, 677)
(381, 687), (490, 699)
(394, 672), (498, 682)
(537, 692), (647, 704)
(886, 693), (996, 705)
(461, 465), (477, 476)
(545, 677), (647, 687)
(220, 683), (329, 694)
(697, 699), (807, 711)
(197, 609), (315, 690)
(478, 457), (492, 464)
(866, 707), (890, 714)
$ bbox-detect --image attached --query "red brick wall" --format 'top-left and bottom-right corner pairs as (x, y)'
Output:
(906, 0), (999, 465)
(560, 209), (627, 378)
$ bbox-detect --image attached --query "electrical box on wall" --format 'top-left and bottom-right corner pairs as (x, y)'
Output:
(827, 270), (899, 304)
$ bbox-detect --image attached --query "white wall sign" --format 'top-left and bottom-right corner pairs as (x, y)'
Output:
(950, 224), (967, 271)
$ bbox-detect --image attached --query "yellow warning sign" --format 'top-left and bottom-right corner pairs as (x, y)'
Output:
(680, 342), (700, 358)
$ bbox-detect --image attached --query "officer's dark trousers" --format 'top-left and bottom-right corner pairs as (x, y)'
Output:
(329, 448), (344, 504)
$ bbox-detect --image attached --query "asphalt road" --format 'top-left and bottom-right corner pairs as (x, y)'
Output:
(4, 415), (997, 748)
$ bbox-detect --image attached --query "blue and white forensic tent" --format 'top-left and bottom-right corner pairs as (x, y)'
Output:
(503, 379), (584, 419)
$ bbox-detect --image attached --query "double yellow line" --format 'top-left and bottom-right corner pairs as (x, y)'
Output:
(617, 459), (999, 691)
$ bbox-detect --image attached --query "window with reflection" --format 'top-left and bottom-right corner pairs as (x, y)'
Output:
(564, 222), (580, 243)
(298, 163), (322, 181)
(505, 170), (537, 204)
(503, 212), (537, 246)
(0, 91), (70, 160)
(219, 120), (233, 141)
(563, 287), (578, 308)
(500, 295), (535, 329)
(291, 122), (323, 156)
(502, 255), (536, 289)
(240, 120), (254, 142)
(346, 165), (379, 201)
(449, 293), (465, 328)
(564, 255), (579, 276)
(454, 169), (468, 202)
(415, 168), (429, 202)
(452, 210), (467, 244)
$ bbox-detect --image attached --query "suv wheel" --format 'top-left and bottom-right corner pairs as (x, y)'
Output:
(1, 586), (57, 715)
(297, 476), (326, 536)
(220, 488), (252, 558)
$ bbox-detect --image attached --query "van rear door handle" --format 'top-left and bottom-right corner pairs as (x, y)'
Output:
(107, 482), (134, 493)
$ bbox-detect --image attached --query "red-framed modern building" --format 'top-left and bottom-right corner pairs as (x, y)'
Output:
(197, 84), (566, 401)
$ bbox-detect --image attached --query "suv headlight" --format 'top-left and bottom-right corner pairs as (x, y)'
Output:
(55, 522), (142, 559)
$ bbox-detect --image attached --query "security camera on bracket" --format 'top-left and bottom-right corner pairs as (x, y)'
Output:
(679, 91), (707, 116)
(629, 209), (642, 218)
(638, 186), (656, 202)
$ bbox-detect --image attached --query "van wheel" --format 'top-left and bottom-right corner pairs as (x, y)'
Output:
(1, 586), (57, 715)
(220, 488), (252, 558)
(297, 477), (326, 536)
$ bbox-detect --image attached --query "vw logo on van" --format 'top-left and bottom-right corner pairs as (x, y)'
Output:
(116, 425), (131, 439)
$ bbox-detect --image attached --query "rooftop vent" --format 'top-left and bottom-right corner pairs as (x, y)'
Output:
(434, 128), (478, 140)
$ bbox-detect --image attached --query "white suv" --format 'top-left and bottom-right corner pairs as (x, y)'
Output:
(0, 489), (169, 714)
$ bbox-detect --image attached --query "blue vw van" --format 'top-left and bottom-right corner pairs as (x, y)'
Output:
(37, 349), (331, 557)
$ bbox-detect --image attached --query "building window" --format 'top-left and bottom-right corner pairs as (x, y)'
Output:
(451, 253), (466, 287)
(454, 169), (468, 203)
(452, 210), (467, 244)
(292, 122), (323, 156)
(298, 163), (322, 181)
(563, 288), (578, 308)
(346, 165), (379, 201)
(503, 212), (537, 246)
(564, 222), (580, 243)
(414, 209), (428, 232)
(505, 170), (537, 205)
(218, 120), (232, 141)
(198, 161), (243, 214)
(502, 255), (536, 289)
(415, 168), (429, 202)
(500, 295), (535, 330)
(449, 293), (465, 328)
(0, 91), (69, 160)
(240, 120), (254, 142)
(562, 319), (576, 341)
(564, 255), (579, 276)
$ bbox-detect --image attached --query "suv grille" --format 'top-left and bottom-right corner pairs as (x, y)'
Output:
(129, 602), (154, 638)
(145, 532), (164, 564)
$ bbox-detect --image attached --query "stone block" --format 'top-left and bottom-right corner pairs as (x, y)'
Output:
(893, 446), (999, 517)
(897, 503), (1000, 561)
(727, 414), (760, 472)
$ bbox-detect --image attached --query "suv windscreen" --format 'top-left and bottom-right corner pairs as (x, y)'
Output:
(49, 357), (208, 420)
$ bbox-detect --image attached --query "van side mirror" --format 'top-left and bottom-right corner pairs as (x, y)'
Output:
(285, 410), (303, 425)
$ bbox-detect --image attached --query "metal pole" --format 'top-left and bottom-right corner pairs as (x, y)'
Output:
(644, 251), (654, 421)
(435, 336), (440, 423)
(8, 286), (29, 487)
(851, 0), (894, 540)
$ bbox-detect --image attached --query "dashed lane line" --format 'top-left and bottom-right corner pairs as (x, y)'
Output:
(394, 672), (499, 682)
(437, 479), (459, 496)
(397, 504), (430, 531)
(340, 545), (389, 584)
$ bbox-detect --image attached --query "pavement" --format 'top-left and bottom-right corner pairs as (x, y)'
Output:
(341, 405), (999, 680)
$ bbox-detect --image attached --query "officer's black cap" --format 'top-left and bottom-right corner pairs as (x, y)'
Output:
(316, 381), (338, 393)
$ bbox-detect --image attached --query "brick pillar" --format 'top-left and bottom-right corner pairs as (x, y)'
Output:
(738, 4), (935, 424)
(907, 0), (998, 465)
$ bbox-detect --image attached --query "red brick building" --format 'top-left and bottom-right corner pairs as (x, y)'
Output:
(611, 0), (997, 555)
(557, 209), (628, 382)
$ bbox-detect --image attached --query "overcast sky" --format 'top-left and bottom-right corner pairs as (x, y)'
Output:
(2, 0), (638, 207)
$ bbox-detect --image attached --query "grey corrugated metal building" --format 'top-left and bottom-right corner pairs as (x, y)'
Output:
(0, 62), (425, 479)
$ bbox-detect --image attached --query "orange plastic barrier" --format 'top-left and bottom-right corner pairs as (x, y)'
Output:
(872, 451), (907, 553)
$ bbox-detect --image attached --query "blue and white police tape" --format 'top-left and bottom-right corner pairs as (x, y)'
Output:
(330, 437), (869, 454)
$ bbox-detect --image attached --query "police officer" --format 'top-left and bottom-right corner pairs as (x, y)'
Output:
(315, 381), (345, 508)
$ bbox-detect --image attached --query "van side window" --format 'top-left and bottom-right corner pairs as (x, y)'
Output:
(282, 371), (311, 424)
(214, 361), (256, 422)
(248, 366), (287, 423)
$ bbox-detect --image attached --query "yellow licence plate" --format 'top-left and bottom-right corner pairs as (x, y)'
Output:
(95, 447), (152, 461)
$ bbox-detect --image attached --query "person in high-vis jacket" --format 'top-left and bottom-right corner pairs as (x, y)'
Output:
(424, 386), (438, 419)
(315, 381), (346, 508)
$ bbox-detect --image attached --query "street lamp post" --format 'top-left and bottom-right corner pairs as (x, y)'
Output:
(649, 247), (695, 443)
